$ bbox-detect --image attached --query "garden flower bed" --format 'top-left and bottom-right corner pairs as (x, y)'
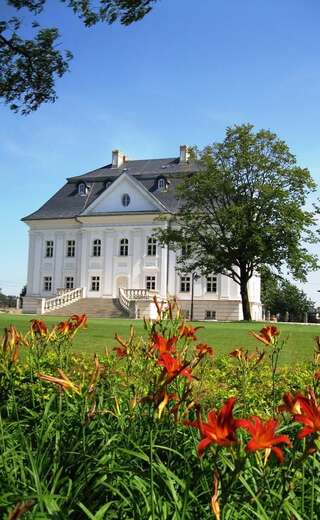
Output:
(0, 299), (319, 519)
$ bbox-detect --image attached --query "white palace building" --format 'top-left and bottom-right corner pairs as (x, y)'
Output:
(22, 146), (262, 320)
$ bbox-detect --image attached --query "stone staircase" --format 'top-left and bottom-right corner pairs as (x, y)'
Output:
(45, 298), (129, 318)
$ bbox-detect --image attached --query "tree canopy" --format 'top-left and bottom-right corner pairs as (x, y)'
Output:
(157, 124), (319, 321)
(0, 0), (158, 114)
(261, 270), (315, 321)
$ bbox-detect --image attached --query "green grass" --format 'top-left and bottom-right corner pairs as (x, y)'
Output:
(1, 313), (319, 364)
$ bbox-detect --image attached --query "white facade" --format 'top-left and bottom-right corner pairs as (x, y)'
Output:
(24, 167), (262, 320)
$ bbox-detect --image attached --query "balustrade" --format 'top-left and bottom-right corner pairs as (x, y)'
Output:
(43, 287), (84, 313)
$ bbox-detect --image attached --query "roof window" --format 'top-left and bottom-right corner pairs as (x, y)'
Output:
(78, 183), (87, 196)
(122, 193), (130, 207)
(157, 177), (166, 191)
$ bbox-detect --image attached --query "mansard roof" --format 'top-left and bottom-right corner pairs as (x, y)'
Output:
(22, 156), (200, 221)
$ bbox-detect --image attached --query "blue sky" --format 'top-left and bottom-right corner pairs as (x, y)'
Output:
(1, 0), (320, 302)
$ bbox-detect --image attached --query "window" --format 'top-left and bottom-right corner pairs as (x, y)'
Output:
(146, 275), (156, 290)
(43, 276), (52, 292)
(45, 240), (54, 258)
(91, 276), (100, 291)
(67, 240), (75, 257)
(78, 183), (86, 196)
(206, 310), (216, 320)
(147, 237), (157, 256)
(92, 239), (101, 257)
(122, 193), (130, 207)
(207, 276), (217, 293)
(180, 276), (190, 293)
(65, 276), (74, 290)
(119, 238), (129, 256)
(158, 178), (166, 191)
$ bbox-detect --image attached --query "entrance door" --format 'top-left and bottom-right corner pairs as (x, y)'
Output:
(116, 276), (128, 296)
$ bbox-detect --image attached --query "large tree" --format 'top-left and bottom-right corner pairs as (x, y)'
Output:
(157, 124), (319, 321)
(0, 0), (158, 114)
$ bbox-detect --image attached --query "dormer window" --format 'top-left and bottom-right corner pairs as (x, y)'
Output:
(78, 183), (86, 196)
(158, 178), (166, 191)
(122, 193), (130, 207)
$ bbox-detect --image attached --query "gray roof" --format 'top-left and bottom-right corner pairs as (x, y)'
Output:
(22, 157), (200, 221)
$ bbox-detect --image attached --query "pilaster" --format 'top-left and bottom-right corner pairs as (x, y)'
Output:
(103, 229), (114, 296)
(53, 231), (65, 292)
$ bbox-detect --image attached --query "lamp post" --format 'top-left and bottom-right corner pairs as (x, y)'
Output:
(190, 272), (199, 321)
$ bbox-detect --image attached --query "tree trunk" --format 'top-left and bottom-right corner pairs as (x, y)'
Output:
(240, 275), (252, 321)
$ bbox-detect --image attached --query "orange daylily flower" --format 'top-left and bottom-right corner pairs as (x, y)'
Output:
(56, 320), (72, 335)
(185, 397), (238, 456)
(113, 345), (128, 358)
(30, 319), (48, 337)
(152, 333), (178, 354)
(230, 347), (264, 364)
(196, 343), (214, 357)
(250, 325), (279, 346)
(1, 325), (22, 363)
(236, 416), (291, 463)
(157, 352), (193, 382)
(70, 314), (87, 330)
(294, 389), (320, 439)
(278, 392), (306, 415)
(37, 369), (81, 394)
(179, 324), (203, 341)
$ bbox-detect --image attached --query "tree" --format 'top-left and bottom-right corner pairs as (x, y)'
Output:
(0, 0), (158, 114)
(261, 270), (314, 321)
(157, 124), (319, 321)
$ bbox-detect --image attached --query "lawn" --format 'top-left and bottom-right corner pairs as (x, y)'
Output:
(0, 313), (319, 364)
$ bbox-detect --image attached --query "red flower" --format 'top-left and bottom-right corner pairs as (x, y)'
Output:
(278, 392), (306, 415)
(30, 319), (48, 337)
(179, 324), (203, 341)
(250, 326), (279, 346)
(237, 416), (291, 463)
(152, 333), (177, 354)
(196, 343), (214, 357)
(56, 320), (72, 335)
(70, 314), (87, 330)
(157, 353), (193, 382)
(294, 390), (320, 439)
(185, 397), (238, 456)
(113, 346), (128, 358)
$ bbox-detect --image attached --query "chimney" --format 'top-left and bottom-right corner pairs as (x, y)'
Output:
(179, 144), (189, 163)
(112, 149), (126, 168)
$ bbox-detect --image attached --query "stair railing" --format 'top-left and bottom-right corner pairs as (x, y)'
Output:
(44, 287), (84, 313)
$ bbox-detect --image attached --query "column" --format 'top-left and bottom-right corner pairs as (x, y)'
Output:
(220, 274), (230, 299)
(131, 229), (142, 289)
(76, 230), (82, 287)
(80, 229), (89, 291)
(29, 231), (43, 295)
(53, 231), (65, 292)
(103, 229), (114, 296)
(26, 230), (36, 296)
(159, 245), (168, 298)
(167, 249), (176, 296)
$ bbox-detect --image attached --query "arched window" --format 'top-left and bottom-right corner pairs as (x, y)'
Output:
(158, 178), (166, 191)
(122, 193), (130, 207)
(147, 237), (157, 256)
(119, 238), (129, 256)
(92, 239), (101, 257)
(78, 183), (86, 196)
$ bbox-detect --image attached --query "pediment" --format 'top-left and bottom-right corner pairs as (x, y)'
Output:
(81, 173), (166, 215)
